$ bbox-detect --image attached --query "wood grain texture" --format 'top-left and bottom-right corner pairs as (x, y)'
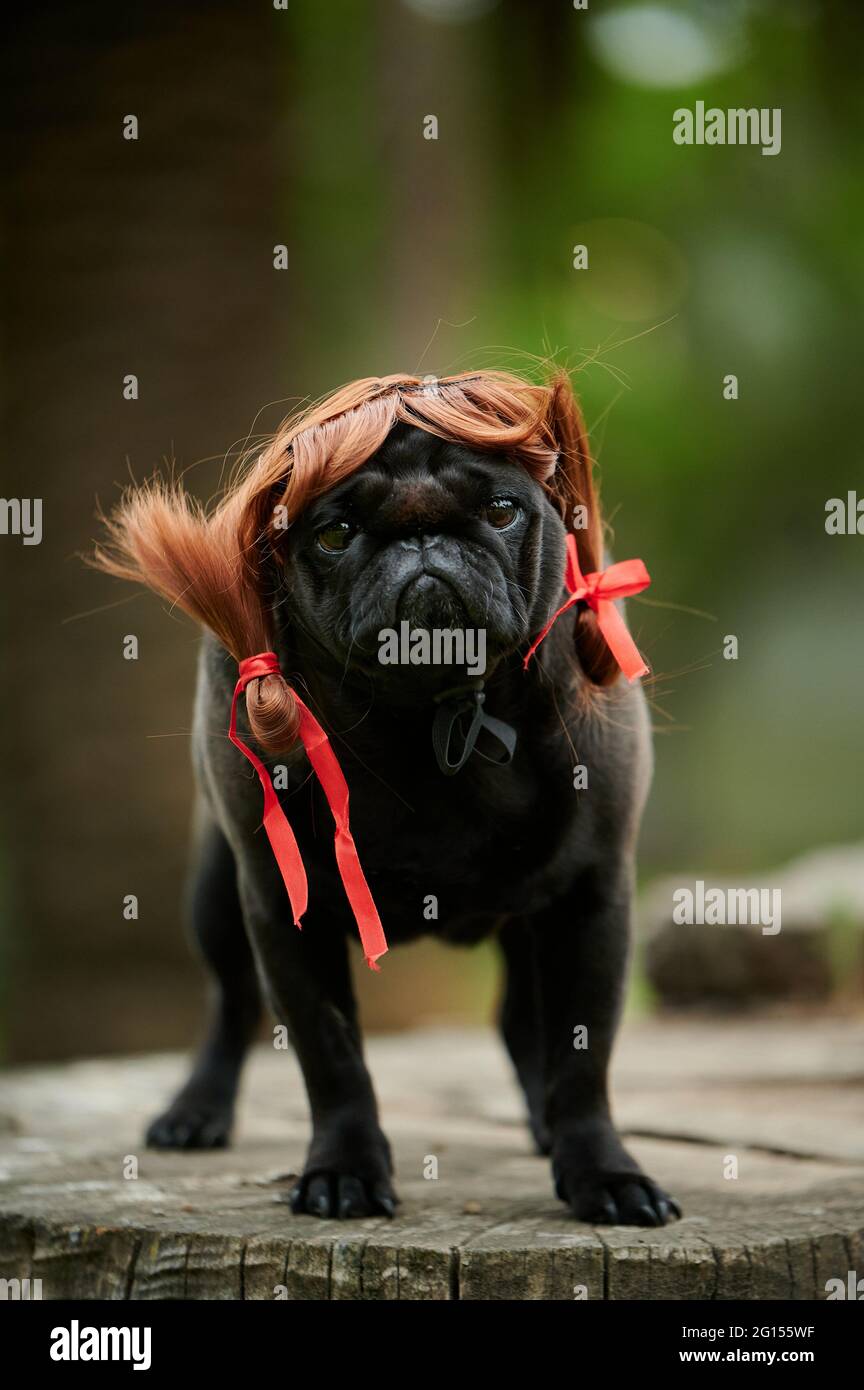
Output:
(1, 1022), (863, 1300)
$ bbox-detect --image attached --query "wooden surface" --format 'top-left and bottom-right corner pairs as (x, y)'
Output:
(2, 1018), (863, 1300)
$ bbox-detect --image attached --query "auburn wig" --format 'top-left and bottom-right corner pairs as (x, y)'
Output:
(93, 368), (619, 752)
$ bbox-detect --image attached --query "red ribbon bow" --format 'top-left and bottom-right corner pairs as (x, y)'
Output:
(523, 535), (650, 681)
(228, 652), (387, 971)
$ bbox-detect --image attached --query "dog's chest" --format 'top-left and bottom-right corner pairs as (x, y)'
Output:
(318, 742), (580, 937)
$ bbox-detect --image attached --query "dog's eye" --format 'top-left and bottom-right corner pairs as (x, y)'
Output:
(483, 497), (520, 530)
(316, 521), (356, 553)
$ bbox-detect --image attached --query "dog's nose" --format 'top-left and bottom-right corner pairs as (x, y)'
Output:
(396, 571), (466, 627)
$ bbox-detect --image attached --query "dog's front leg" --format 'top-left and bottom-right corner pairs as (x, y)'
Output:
(236, 845), (396, 1220)
(533, 862), (681, 1227)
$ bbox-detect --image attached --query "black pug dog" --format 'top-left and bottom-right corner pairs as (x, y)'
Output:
(97, 371), (680, 1228)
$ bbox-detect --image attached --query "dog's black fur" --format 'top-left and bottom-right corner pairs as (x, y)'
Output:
(146, 423), (680, 1227)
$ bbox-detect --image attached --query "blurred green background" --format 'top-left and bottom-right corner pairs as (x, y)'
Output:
(1, 0), (861, 1061)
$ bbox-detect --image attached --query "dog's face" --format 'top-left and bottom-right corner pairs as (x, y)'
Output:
(283, 424), (568, 689)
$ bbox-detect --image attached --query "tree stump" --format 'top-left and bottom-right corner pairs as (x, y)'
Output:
(2, 1020), (863, 1299)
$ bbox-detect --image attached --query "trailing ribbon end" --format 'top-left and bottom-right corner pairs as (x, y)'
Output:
(522, 593), (580, 670)
(294, 694), (388, 970)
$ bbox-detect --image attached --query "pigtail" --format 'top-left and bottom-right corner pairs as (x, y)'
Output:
(243, 663), (299, 753)
(544, 372), (620, 686)
(92, 477), (300, 753)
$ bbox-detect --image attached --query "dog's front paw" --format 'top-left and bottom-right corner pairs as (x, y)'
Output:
(145, 1097), (233, 1150)
(554, 1162), (681, 1226)
(290, 1125), (397, 1219)
(289, 1169), (397, 1219)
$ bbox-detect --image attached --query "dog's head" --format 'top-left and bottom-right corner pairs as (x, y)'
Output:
(94, 370), (620, 751)
(283, 422), (567, 689)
